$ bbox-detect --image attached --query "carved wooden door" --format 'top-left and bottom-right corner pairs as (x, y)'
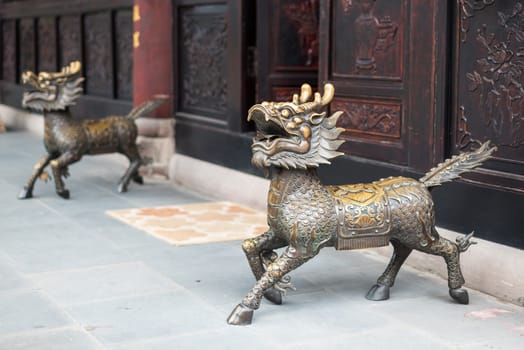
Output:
(173, 0), (254, 133)
(450, 1), (524, 192)
(256, 0), (320, 102)
(173, 0), (256, 169)
(319, 0), (447, 171)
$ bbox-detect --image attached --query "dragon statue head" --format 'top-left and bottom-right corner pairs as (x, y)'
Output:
(248, 83), (345, 169)
(22, 61), (84, 112)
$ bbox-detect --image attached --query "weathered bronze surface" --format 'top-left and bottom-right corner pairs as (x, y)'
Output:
(227, 83), (497, 325)
(18, 61), (166, 199)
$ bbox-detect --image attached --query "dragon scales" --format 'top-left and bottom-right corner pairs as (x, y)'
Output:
(18, 61), (166, 199)
(227, 83), (496, 325)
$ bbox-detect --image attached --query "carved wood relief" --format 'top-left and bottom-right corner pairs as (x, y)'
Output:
(453, 1), (523, 188)
(333, 0), (403, 79)
(2, 20), (17, 82)
(459, 0), (495, 42)
(38, 17), (57, 73)
(456, 2), (524, 159)
(84, 12), (113, 97)
(115, 9), (133, 100)
(58, 15), (82, 69)
(275, 0), (319, 69)
(19, 18), (36, 75)
(332, 98), (401, 139)
(179, 6), (227, 116)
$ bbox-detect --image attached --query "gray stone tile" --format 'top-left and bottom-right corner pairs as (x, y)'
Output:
(67, 291), (224, 345)
(107, 328), (273, 350)
(1, 201), (63, 231)
(0, 222), (132, 274)
(0, 290), (73, 335)
(235, 291), (391, 344)
(0, 328), (104, 350)
(364, 290), (524, 345)
(32, 262), (178, 306)
(457, 333), (524, 350)
(0, 254), (28, 292)
(284, 325), (453, 350)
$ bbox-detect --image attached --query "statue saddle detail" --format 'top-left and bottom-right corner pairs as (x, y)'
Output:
(18, 61), (166, 199)
(227, 83), (497, 326)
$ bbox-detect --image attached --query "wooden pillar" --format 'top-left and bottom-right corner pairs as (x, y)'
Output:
(133, 0), (173, 118)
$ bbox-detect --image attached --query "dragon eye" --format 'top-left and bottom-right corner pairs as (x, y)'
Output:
(281, 109), (290, 117)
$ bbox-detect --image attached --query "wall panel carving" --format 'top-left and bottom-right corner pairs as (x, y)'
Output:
(179, 5), (227, 116)
(38, 17), (57, 72)
(19, 18), (36, 74)
(333, 0), (403, 79)
(58, 15), (82, 69)
(332, 98), (401, 139)
(115, 9), (133, 100)
(454, 1), (524, 178)
(2, 20), (17, 82)
(84, 11), (113, 97)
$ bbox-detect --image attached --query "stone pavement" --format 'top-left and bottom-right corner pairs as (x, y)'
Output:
(0, 131), (522, 350)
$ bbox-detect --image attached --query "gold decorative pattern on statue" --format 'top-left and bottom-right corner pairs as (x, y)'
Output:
(328, 183), (391, 250)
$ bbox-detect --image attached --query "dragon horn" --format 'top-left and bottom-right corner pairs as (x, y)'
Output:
(50, 61), (82, 79)
(320, 83), (334, 107)
(299, 84), (313, 103)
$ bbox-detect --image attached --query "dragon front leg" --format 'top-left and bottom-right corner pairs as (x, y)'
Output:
(18, 154), (53, 199)
(242, 229), (290, 304)
(228, 247), (314, 326)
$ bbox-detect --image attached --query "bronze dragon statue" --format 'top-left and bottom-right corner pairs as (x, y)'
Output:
(227, 83), (496, 325)
(18, 61), (167, 199)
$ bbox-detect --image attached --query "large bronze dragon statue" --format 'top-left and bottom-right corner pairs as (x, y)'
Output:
(227, 83), (496, 325)
(18, 61), (166, 199)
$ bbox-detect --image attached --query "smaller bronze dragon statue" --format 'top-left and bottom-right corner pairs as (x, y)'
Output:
(227, 83), (496, 325)
(18, 61), (167, 199)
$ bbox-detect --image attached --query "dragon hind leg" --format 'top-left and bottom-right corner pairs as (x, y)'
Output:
(416, 229), (469, 304)
(366, 239), (412, 301)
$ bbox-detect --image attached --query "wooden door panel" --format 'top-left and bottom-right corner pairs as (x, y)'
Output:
(332, 0), (404, 80)
(174, 0), (254, 132)
(257, 0), (319, 101)
(323, 0), (408, 164)
(178, 4), (228, 124)
(452, 1), (524, 191)
(320, 0), (445, 169)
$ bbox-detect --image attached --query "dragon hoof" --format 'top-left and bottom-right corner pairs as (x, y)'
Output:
(132, 174), (144, 185)
(57, 189), (70, 199)
(264, 288), (283, 305)
(117, 183), (128, 193)
(449, 288), (469, 304)
(18, 187), (33, 199)
(227, 304), (254, 326)
(365, 284), (390, 301)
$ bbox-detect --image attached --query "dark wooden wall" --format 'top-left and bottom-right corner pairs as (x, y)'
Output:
(176, 0), (523, 249)
(0, 0), (134, 117)
(1, 0), (522, 248)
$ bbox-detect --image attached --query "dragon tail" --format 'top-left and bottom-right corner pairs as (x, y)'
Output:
(419, 141), (497, 188)
(126, 94), (168, 120)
